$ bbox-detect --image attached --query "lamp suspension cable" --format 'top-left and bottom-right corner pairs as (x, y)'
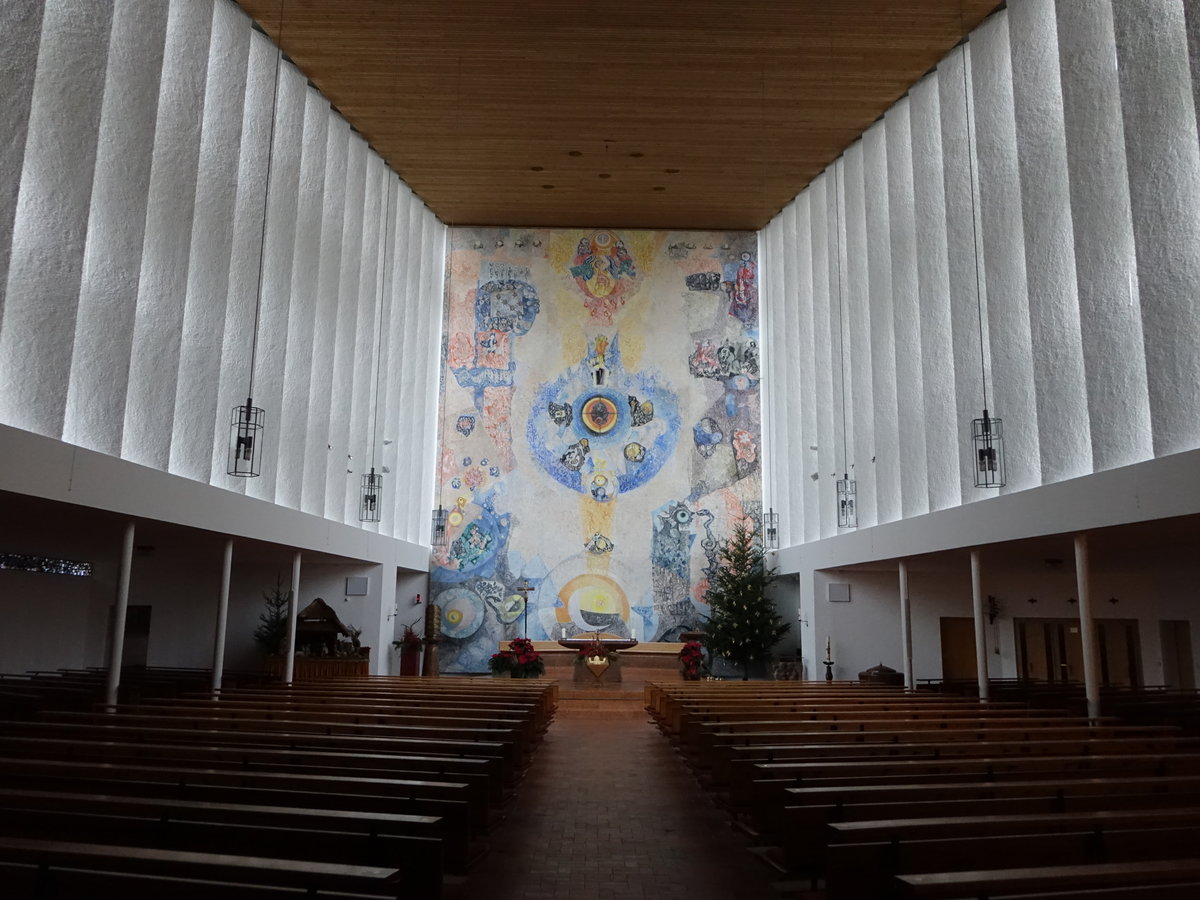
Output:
(228, 0), (286, 477)
(960, 35), (1006, 488)
(360, 170), (392, 522)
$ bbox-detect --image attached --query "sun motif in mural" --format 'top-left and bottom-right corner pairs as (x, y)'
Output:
(526, 334), (680, 499)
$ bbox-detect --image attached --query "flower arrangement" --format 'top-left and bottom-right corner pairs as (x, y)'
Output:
(573, 635), (617, 666)
(392, 625), (423, 653)
(489, 637), (545, 678)
(679, 640), (705, 680)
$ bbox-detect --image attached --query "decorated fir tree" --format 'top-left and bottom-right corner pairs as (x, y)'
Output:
(702, 521), (788, 680)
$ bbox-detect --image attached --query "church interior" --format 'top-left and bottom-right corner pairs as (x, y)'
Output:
(2, 0), (1200, 897)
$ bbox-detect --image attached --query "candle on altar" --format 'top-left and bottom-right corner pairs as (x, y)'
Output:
(825, 635), (832, 660)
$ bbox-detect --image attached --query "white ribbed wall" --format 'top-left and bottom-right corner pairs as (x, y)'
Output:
(762, 0), (1200, 545)
(0, 0), (445, 545)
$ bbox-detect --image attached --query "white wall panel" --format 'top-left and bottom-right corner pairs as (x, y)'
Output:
(395, 195), (426, 539)
(1009, 0), (1092, 484)
(401, 199), (433, 541)
(209, 30), (273, 491)
(121, 0), (213, 468)
(168, 0), (250, 482)
(909, 74), (960, 512)
(324, 136), (367, 522)
(63, 0), (169, 456)
(301, 118), (349, 517)
(885, 100), (929, 519)
(864, 124), (901, 524)
(1055, 0), (1151, 472)
(0, 0), (112, 437)
(938, 49), (989, 507)
(777, 204), (800, 543)
(0, 0), (47, 331)
(245, 61), (304, 504)
(794, 196), (819, 543)
(274, 86), (329, 511)
(971, 17), (1042, 493)
(342, 157), (384, 523)
(758, 218), (780, 539)
(809, 175), (836, 539)
(416, 212), (447, 544)
(843, 146), (875, 527)
(1113, 0), (1200, 457)
(379, 186), (413, 537)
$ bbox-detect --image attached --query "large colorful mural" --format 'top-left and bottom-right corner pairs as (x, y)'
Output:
(433, 228), (761, 672)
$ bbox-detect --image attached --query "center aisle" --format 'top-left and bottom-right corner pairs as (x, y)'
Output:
(470, 690), (778, 899)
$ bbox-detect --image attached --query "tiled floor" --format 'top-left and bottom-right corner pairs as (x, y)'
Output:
(470, 695), (779, 899)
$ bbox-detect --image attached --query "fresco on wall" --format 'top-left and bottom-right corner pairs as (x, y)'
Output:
(433, 228), (761, 672)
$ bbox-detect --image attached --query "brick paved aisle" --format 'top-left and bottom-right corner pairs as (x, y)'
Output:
(471, 708), (778, 900)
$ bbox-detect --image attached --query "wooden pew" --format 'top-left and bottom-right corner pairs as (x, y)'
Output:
(0, 732), (500, 808)
(0, 836), (405, 898)
(896, 858), (1200, 898)
(0, 754), (481, 864)
(0, 797), (443, 898)
(826, 822), (1200, 898)
(780, 780), (1200, 874)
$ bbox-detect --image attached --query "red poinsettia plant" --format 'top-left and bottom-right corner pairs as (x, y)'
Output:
(489, 637), (545, 678)
(679, 640), (705, 680)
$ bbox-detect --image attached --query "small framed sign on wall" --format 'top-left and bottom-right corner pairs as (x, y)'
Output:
(828, 583), (851, 603)
(345, 576), (369, 597)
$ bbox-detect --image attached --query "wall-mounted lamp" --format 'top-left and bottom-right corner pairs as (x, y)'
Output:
(986, 595), (1001, 624)
(414, 593), (423, 606)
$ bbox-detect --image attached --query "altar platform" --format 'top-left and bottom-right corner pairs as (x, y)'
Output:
(500, 639), (686, 708)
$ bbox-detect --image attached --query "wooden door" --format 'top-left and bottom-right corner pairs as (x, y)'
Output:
(939, 617), (978, 681)
(1161, 620), (1195, 690)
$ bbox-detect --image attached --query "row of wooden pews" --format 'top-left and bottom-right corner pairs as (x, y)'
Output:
(0, 672), (556, 898)
(646, 680), (1200, 899)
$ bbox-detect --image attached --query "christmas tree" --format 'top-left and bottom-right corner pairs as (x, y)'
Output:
(702, 521), (789, 680)
(253, 574), (291, 655)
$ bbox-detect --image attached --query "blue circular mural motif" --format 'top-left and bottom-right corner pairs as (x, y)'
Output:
(526, 334), (680, 497)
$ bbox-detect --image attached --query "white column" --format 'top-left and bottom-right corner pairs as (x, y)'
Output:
(210, 537), (233, 696)
(970, 548), (990, 700)
(898, 559), (914, 690)
(104, 521), (136, 709)
(284, 550), (302, 684)
(1074, 533), (1101, 719)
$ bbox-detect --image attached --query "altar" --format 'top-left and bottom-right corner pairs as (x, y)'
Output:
(559, 636), (638, 686)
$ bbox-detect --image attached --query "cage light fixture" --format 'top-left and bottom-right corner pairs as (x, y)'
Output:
(228, 20), (285, 478)
(959, 41), (1006, 488)
(837, 474), (857, 529)
(431, 505), (448, 547)
(763, 507), (779, 550)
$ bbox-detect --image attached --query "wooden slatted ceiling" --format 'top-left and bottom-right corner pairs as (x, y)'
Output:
(236, 0), (1001, 230)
